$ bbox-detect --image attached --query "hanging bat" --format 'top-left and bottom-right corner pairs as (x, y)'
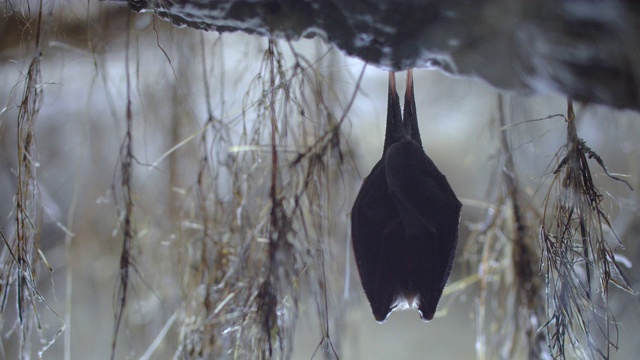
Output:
(351, 69), (462, 322)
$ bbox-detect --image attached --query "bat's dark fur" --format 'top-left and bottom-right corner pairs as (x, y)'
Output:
(351, 70), (462, 322)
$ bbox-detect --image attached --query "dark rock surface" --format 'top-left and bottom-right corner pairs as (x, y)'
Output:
(136, 0), (640, 111)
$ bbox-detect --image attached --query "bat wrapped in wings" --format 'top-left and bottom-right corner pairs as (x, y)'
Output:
(351, 70), (462, 322)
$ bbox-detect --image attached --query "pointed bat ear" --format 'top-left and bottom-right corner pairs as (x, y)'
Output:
(384, 72), (403, 153)
(403, 69), (422, 146)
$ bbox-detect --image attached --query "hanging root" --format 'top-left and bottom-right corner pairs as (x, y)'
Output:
(540, 99), (635, 360)
(468, 94), (545, 359)
(172, 37), (356, 359)
(0, 0), (65, 357)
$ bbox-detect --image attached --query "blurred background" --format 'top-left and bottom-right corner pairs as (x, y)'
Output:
(1, 1), (639, 359)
